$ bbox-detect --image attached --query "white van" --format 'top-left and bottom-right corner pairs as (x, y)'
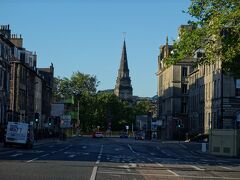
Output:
(4, 122), (34, 149)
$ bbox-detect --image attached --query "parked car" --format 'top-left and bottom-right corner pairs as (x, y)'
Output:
(135, 132), (145, 140)
(120, 132), (128, 138)
(92, 131), (104, 138)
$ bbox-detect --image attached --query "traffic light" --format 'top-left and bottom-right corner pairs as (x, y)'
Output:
(48, 117), (52, 126)
(35, 113), (40, 123)
(176, 119), (184, 128)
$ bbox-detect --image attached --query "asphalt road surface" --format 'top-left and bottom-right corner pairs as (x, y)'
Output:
(0, 136), (240, 180)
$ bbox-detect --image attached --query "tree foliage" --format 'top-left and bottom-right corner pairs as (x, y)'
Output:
(167, 0), (240, 74)
(53, 71), (99, 101)
(53, 72), (143, 132)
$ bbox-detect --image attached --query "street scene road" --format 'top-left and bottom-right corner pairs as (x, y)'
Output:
(0, 137), (240, 180)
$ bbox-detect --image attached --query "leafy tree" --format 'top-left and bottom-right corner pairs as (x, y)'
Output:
(167, 0), (240, 74)
(134, 100), (152, 115)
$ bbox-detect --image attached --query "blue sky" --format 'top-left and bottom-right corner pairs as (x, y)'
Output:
(1, 0), (192, 97)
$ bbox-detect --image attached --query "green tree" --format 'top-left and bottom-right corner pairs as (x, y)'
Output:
(134, 100), (152, 115)
(167, 0), (240, 74)
(52, 71), (99, 132)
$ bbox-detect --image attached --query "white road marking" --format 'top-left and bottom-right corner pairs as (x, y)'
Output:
(161, 150), (171, 157)
(220, 166), (232, 170)
(27, 158), (38, 163)
(129, 163), (137, 168)
(10, 153), (22, 157)
(98, 171), (240, 179)
(128, 144), (137, 154)
(41, 154), (49, 157)
(90, 166), (98, 180)
(90, 144), (103, 180)
(35, 150), (44, 153)
(68, 155), (76, 158)
(156, 163), (164, 167)
(147, 158), (153, 162)
(191, 165), (204, 171)
(82, 146), (87, 149)
(100, 144), (103, 154)
(179, 143), (187, 149)
(167, 169), (180, 176)
(51, 151), (57, 154)
(150, 153), (155, 156)
(83, 152), (89, 155)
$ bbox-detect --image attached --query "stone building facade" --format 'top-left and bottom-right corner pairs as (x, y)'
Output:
(188, 59), (240, 135)
(114, 40), (133, 101)
(0, 26), (12, 134)
(157, 25), (240, 139)
(0, 24), (54, 132)
(156, 36), (194, 139)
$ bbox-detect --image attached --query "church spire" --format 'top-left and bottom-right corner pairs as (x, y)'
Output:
(114, 39), (133, 100)
(120, 40), (129, 73)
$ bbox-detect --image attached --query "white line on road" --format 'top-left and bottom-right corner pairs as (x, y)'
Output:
(167, 169), (180, 176)
(51, 151), (57, 154)
(156, 163), (164, 167)
(89, 144), (103, 180)
(179, 143), (187, 149)
(68, 155), (76, 158)
(161, 150), (171, 157)
(10, 153), (22, 157)
(41, 154), (49, 157)
(100, 144), (103, 154)
(90, 166), (98, 180)
(147, 158), (153, 162)
(27, 158), (38, 163)
(220, 166), (232, 170)
(128, 144), (137, 154)
(191, 165), (204, 171)
(82, 146), (87, 149)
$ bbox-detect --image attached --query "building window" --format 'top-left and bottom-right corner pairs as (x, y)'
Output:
(182, 67), (187, 77)
(236, 79), (240, 96)
(182, 84), (187, 94)
(181, 103), (187, 114)
(0, 71), (2, 88)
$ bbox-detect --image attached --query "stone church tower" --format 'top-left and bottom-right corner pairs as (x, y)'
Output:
(114, 40), (133, 100)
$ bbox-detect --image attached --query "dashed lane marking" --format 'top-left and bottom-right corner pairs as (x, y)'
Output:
(10, 153), (22, 157)
(27, 158), (38, 163)
(90, 166), (98, 180)
(156, 163), (164, 167)
(220, 166), (232, 170)
(128, 144), (137, 154)
(40, 154), (49, 157)
(68, 154), (76, 158)
(167, 169), (180, 176)
(191, 165), (204, 171)
(90, 144), (103, 180)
